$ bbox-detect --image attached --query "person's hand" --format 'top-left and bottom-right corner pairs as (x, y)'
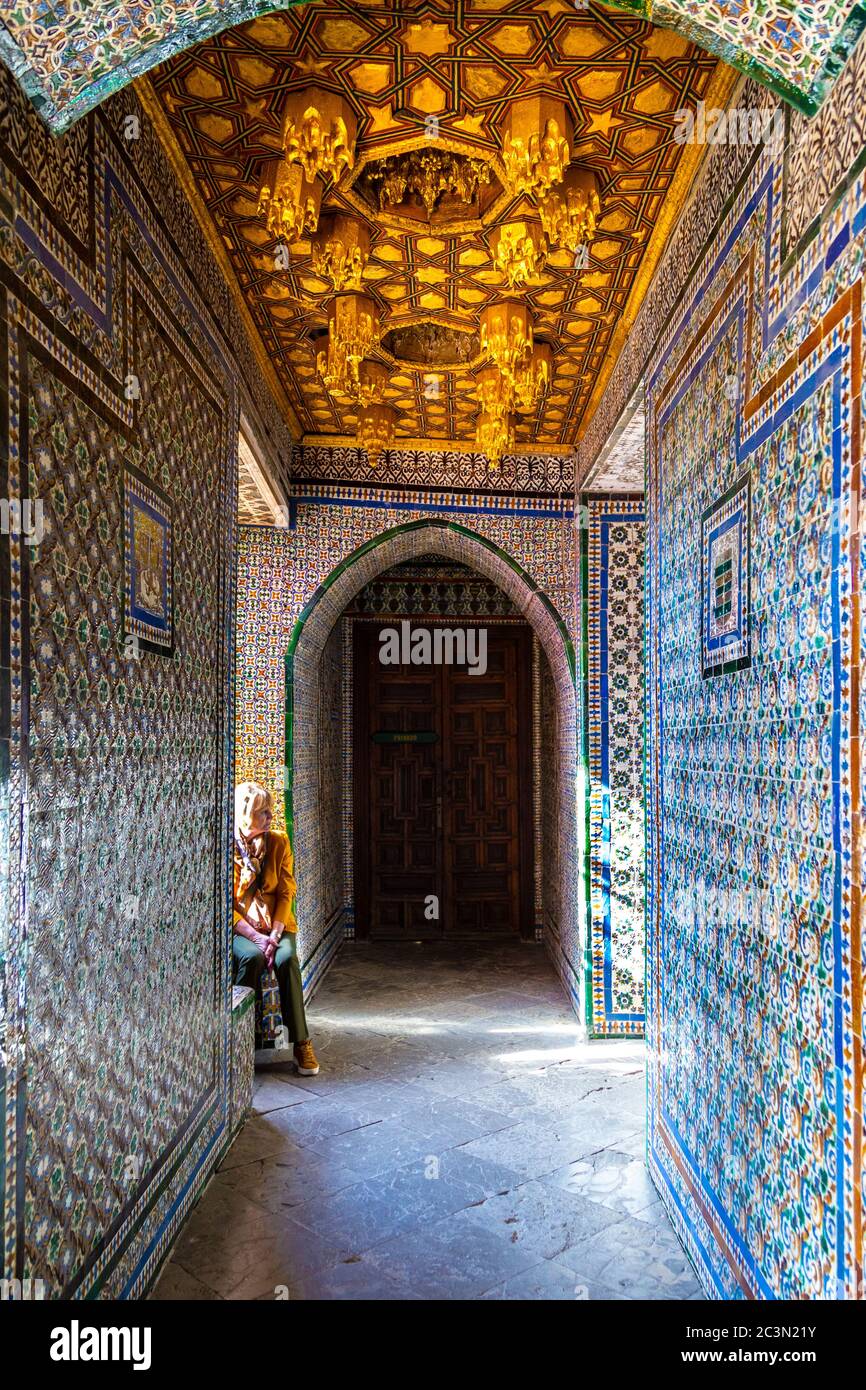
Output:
(249, 927), (273, 960)
(262, 934), (277, 969)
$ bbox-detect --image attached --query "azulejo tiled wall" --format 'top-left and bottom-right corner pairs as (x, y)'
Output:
(583, 498), (645, 1038)
(635, 70), (865, 1297)
(236, 487), (584, 1010)
(0, 70), (291, 1298)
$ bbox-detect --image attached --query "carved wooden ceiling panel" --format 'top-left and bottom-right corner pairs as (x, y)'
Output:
(150, 0), (731, 452)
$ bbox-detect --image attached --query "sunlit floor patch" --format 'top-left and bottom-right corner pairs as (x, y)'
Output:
(153, 940), (701, 1302)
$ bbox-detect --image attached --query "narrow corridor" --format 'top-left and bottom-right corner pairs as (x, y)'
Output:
(153, 944), (702, 1301)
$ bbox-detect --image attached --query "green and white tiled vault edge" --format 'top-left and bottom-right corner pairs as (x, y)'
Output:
(2, 0), (866, 128)
(615, 0), (866, 116)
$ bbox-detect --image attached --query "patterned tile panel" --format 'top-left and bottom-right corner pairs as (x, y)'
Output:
(229, 986), (255, 1137)
(318, 619), (346, 937)
(784, 30), (866, 252)
(585, 497), (645, 1037)
(0, 66), (292, 1299)
(579, 78), (773, 475)
(633, 0), (866, 113)
(582, 394), (645, 493)
(539, 649), (563, 946)
(642, 70), (864, 1299)
(294, 445), (575, 497)
(347, 557), (520, 617)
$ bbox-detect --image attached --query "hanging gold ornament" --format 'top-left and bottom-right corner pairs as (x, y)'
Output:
(476, 363), (515, 416)
(316, 292), (381, 398)
(281, 86), (357, 182)
(539, 165), (601, 257)
(480, 300), (535, 387)
(514, 340), (553, 414)
(501, 95), (573, 200)
(357, 402), (397, 467)
(369, 149), (493, 216)
(316, 332), (354, 398)
(327, 291), (379, 376)
(310, 212), (372, 291)
(474, 365), (515, 470)
(489, 219), (548, 289)
(475, 408), (515, 471)
(258, 160), (322, 241)
(353, 358), (389, 408)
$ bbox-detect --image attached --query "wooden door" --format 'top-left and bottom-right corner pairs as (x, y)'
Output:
(444, 632), (524, 934)
(354, 623), (532, 938)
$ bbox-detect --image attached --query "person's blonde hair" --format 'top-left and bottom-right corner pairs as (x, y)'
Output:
(234, 781), (274, 837)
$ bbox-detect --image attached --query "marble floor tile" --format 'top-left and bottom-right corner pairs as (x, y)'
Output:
(272, 1255), (422, 1301)
(150, 1262), (225, 1301)
(480, 1259), (627, 1301)
(211, 1152), (365, 1214)
(540, 1146), (662, 1220)
(215, 1115), (307, 1172)
(264, 1095), (398, 1144)
(452, 1177), (623, 1262)
(393, 1095), (520, 1147)
(250, 1075), (311, 1117)
(307, 1116), (451, 1176)
(430, 1146), (528, 1197)
(173, 1216), (349, 1300)
(361, 1210), (541, 1299)
(608, 1129), (647, 1160)
(153, 941), (702, 1301)
(455, 1116), (618, 1178)
(556, 1213), (704, 1299)
(287, 1160), (484, 1251)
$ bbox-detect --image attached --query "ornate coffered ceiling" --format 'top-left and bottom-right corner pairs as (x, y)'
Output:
(147, 0), (735, 454)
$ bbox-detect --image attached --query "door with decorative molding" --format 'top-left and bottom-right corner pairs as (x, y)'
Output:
(354, 623), (532, 938)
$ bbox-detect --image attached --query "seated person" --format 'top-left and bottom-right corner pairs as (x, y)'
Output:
(232, 781), (319, 1076)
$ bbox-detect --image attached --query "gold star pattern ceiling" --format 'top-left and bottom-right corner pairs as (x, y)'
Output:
(149, 0), (734, 454)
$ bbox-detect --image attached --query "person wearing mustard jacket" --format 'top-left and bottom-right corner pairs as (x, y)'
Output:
(233, 781), (319, 1076)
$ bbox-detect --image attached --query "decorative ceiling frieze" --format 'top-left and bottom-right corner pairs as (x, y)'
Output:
(293, 440), (576, 494)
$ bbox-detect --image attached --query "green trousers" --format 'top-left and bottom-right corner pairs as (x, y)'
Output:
(232, 931), (309, 1043)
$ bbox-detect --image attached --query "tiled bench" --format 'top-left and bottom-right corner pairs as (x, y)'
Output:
(229, 985), (255, 1138)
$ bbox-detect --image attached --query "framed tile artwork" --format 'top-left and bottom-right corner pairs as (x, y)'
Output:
(123, 463), (174, 657)
(701, 472), (750, 679)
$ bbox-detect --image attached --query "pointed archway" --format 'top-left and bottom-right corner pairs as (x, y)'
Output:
(284, 518), (584, 1017)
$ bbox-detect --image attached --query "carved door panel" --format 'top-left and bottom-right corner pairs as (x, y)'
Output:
(443, 631), (524, 936)
(355, 623), (532, 938)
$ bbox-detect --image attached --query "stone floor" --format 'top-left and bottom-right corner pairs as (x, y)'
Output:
(152, 941), (703, 1301)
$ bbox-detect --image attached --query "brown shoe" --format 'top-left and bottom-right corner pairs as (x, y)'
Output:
(293, 1039), (320, 1076)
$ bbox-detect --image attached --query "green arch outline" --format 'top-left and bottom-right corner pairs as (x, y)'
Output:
(282, 516), (575, 847)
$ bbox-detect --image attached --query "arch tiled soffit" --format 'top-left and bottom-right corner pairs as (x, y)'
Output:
(2, 0), (865, 131)
(284, 516), (575, 844)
